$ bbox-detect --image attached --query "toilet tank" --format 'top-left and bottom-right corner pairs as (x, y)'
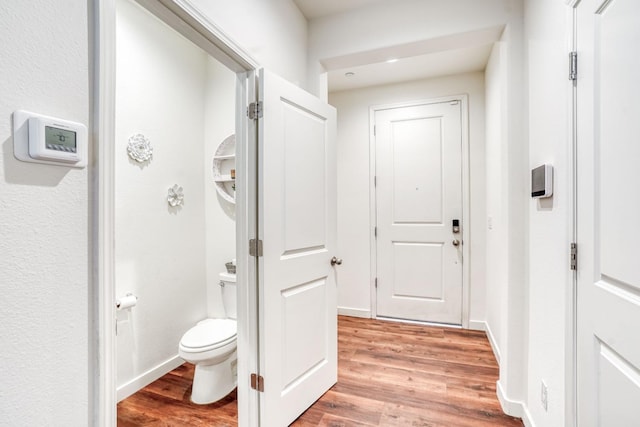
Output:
(219, 272), (237, 319)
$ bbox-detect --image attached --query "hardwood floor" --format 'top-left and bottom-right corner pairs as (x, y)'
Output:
(118, 316), (522, 426)
(117, 363), (238, 426)
(291, 316), (522, 426)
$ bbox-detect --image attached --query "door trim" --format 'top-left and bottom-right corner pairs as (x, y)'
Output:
(93, 1), (259, 425)
(369, 95), (471, 327)
(568, 4), (578, 427)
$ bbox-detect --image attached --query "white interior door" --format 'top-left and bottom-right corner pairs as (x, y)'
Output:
(375, 101), (463, 325)
(576, 1), (640, 425)
(257, 69), (338, 426)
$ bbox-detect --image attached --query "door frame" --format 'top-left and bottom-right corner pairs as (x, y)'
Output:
(93, 0), (260, 425)
(368, 95), (471, 327)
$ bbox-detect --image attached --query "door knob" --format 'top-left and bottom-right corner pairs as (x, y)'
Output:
(452, 239), (460, 247)
(331, 256), (343, 266)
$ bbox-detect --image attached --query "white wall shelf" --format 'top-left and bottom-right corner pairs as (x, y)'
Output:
(213, 176), (235, 183)
(212, 134), (236, 204)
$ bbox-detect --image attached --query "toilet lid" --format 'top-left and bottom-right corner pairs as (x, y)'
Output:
(181, 318), (237, 350)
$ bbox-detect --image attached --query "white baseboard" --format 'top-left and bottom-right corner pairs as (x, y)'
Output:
(521, 405), (535, 427)
(117, 355), (184, 402)
(337, 307), (371, 318)
(468, 320), (486, 331)
(497, 379), (534, 423)
(485, 321), (501, 365)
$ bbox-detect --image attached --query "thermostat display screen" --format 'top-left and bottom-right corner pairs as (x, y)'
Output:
(46, 126), (77, 150)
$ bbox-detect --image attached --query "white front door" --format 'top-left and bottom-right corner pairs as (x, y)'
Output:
(576, 1), (640, 425)
(257, 70), (338, 426)
(375, 100), (463, 325)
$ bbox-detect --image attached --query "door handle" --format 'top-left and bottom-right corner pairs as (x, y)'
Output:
(331, 256), (343, 266)
(452, 239), (460, 247)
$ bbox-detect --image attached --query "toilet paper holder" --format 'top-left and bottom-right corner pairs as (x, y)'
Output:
(116, 293), (138, 310)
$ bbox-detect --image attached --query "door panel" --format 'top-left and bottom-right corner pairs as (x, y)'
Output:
(392, 117), (443, 223)
(392, 242), (444, 299)
(258, 69), (337, 426)
(282, 102), (326, 254)
(375, 101), (462, 324)
(577, 0), (640, 425)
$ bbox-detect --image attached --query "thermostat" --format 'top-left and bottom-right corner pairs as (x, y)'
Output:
(531, 164), (553, 198)
(13, 110), (87, 168)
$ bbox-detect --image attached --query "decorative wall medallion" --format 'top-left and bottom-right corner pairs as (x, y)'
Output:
(167, 184), (184, 207)
(127, 134), (153, 162)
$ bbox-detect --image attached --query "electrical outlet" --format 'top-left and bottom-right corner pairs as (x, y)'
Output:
(541, 380), (548, 411)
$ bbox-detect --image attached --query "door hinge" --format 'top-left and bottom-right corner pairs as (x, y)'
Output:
(375, 277), (378, 288)
(374, 226), (377, 238)
(373, 125), (376, 136)
(374, 176), (377, 187)
(570, 243), (577, 270)
(249, 239), (263, 257)
(569, 51), (578, 81)
(248, 101), (263, 120)
(250, 373), (264, 392)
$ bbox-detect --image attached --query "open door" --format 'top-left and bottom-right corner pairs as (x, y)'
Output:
(257, 69), (338, 426)
(576, 0), (640, 425)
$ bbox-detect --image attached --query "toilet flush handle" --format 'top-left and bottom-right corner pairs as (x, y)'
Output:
(331, 256), (343, 266)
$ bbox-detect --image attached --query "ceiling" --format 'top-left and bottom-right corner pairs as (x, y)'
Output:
(328, 45), (493, 92)
(293, 1), (501, 93)
(292, 0), (389, 19)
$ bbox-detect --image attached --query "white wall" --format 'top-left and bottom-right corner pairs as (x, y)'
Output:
(187, 0), (309, 90)
(488, 21), (529, 419)
(0, 1), (90, 425)
(329, 72), (487, 324)
(524, 0), (572, 425)
(114, 0), (236, 399)
(204, 56), (238, 319)
(114, 0), (207, 395)
(485, 42), (509, 363)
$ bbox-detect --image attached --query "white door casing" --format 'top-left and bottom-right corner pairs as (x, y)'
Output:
(576, 0), (640, 425)
(375, 100), (463, 325)
(258, 70), (338, 426)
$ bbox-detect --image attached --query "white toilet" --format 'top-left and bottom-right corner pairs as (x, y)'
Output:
(179, 272), (237, 404)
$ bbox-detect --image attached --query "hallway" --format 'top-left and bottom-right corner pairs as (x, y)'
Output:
(118, 316), (521, 426)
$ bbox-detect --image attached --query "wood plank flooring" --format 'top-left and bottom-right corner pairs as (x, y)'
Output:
(117, 316), (522, 426)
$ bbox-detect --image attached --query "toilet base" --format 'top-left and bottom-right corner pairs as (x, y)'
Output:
(190, 351), (237, 404)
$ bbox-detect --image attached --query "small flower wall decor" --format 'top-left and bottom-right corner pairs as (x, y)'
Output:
(167, 184), (184, 207)
(127, 133), (153, 163)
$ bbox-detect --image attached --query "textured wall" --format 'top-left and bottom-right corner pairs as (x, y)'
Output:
(0, 1), (90, 425)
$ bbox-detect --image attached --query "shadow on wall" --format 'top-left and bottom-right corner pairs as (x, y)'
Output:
(537, 196), (554, 211)
(217, 192), (235, 220)
(2, 131), (69, 187)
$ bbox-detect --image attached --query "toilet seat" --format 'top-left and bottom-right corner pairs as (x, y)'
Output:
(180, 318), (237, 353)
